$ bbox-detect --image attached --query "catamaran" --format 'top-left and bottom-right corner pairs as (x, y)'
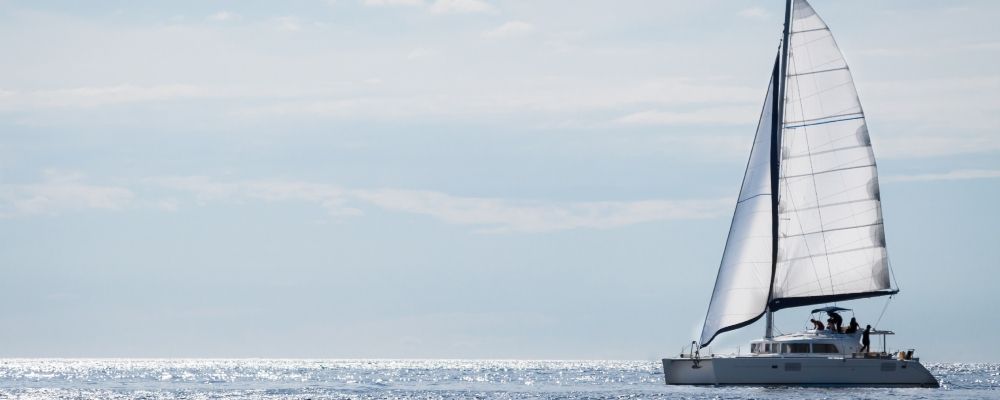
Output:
(662, 0), (938, 387)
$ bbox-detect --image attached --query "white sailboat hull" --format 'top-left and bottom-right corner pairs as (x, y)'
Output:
(662, 356), (938, 387)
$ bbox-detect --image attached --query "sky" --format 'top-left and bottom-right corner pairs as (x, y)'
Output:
(0, 0), (998, 362)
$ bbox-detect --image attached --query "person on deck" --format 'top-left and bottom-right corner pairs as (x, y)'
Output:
(810, 319), (825, 330)
(860, 325), (872, 353)
(829, 310), (844, 333)
(827, 318), (836, 332)
(845, 317), (860, 334)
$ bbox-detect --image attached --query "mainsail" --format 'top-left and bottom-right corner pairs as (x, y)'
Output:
(699, 0), (895, 347)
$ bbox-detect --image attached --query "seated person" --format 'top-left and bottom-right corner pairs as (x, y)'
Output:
(845, 317), (860, 334)
(810, 319), (825, 330)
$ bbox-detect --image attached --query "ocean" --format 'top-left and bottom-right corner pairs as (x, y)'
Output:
(0, 359), (995, 399)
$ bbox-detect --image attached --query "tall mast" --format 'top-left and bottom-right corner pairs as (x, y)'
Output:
(766, 0), (792, 340)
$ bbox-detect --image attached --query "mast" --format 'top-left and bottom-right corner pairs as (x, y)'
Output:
(766, 0), (793, 340)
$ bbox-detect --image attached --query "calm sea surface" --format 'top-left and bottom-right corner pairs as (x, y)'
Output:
(0, 359), (995, 399)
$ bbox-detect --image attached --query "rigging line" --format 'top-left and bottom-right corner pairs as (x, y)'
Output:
(874, 295), (892, 329)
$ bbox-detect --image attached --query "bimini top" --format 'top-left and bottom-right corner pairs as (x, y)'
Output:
(811, 306), (851, 314)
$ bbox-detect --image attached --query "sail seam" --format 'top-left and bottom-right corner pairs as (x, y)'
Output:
(783, 144), (868, 160)
(737, 192), (771, 204)
(785, 115), (864, 129)
(779, 197), (876, 213)
(780, 221), (882, 238)
(791, 27), (829, 34)
(781, 163), (875, 179)
(780, 244), (883, 263)
(788, 66), (848, 77)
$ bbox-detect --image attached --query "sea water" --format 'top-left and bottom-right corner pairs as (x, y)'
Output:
(0, 359), (995, 399)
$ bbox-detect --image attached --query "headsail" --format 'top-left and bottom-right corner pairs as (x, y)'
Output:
(699, 0), (895, 347)
(699, 60), (779, 347)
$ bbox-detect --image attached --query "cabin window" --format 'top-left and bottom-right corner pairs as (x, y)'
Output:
(751, 343), (760, 353)
(782, 343), (810, 353)
(812, 343), (839, 353)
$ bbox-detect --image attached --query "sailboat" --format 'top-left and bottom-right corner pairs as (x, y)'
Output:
(662, 0), (938, 387)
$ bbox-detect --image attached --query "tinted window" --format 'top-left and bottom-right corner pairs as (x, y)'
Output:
(812, 343), (839, 353)
(782, 343), (810, 353)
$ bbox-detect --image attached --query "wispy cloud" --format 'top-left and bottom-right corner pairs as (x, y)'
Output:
(0, 170), (134, 218)
(352, 189), (729, 233)
(616, 106), (758, 126)
(362, 0), (424, 7)
(207, 11), (238, 22)
(738, 7), (769, 19)
(882, 169), (1000, 183)
(234, 78), (760, 121)
(873, 134), (1000, 159)
(274, 16), (302, 32)
(145, 176), (730, 233)
(0, 84), (211, 109)
(149, 176), (361, 217)
(430, 0), (495, 15)
(483, 21), (534, 39)
(407, 47), (437, 59)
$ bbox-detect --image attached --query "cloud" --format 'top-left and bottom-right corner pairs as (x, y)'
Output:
(882, 169), (1000, 183)
(148, 176), (362, 216)
(430, 0), (495, 15)
(407, 47), (437, 59)
(274, 16), (302, 32)
(146, 176), (728, 233)
(873, 134), (1000, 159)
(353, 189), (729, 233)
(234, 77), (760, 121)
(483, 21), (534, 39)
(0, 170), (134, 218)
(616, 106), (759, 126)
(362, 0), (423, 6)
(207, 11), (238, 22)
(738, 7), (769, 18)
(0, 84), (211, 109)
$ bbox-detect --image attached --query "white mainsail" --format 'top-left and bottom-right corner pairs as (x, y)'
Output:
(699, 0), (894, 347)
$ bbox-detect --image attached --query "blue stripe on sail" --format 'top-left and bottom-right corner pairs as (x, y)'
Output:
(784, 115), (864, 129)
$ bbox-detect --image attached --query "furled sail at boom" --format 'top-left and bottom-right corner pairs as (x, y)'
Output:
(699, 0), (895, 347)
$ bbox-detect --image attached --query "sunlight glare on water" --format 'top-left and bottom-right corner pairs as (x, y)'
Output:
(0, 359), (994, 399)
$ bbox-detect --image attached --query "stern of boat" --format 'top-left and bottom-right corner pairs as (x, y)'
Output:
(662, 357), (715, 385)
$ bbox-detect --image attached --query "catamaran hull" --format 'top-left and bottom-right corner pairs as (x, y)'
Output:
(662, 357), (938, 387)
